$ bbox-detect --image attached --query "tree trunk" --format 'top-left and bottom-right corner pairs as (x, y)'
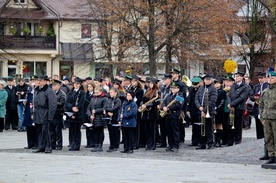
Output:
(148, 0), (156, 77)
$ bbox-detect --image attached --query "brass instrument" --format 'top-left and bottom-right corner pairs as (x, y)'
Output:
(159, 95), (184, 118)
(182, 75), (192, 96)
(138, 91), (159, 113)
(201, 116), (206, 136)
(205, 89), (211, 118)
(229, 108), (235, 129)
(201, 88), (211, 136)
(213, 114), (217, 133)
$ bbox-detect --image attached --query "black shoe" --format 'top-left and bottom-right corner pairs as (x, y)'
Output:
(45, 149), (52, 153)
(170, 148), (179, 152)
(165, 147), (173, 151)
(235, 141), (241, 145)
(259, 155), (270, 160)
(32, 149), (45, 153)
(127, 150), (133, 154)
(120, 150), (128, 153)
(0, 129), (3, 132)
(133, 146), (139, 150)
(196, 146), (206, 150)
(24, 147), (31, 149)
(12, 128), (18, 130)
(265, 157), (275, 164)
(107, 148), (115, 152)
(32, 147), (38, 150)
(56, 147), (62, 150)
(5, 128), (9, 130)
(91, 148), (103, 152)
(227, 144), (233, 146)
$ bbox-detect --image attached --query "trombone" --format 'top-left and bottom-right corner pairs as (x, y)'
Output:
(229, 108), (235, 129)
(201, 88), (211, 136)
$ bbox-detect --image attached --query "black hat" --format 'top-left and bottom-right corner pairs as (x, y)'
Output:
(63, 77), (70, 82)
(162, 74), (172, 80)
(124, 75), (132, 80)
(223, 75), (235, 81)
(113, 78), (122, 85)
(139, 78), (146, 83)
(202, 73), (213, 79)
(127, 91), (135, 98)
(38, 75), (49, 81)
(214, 78), (223, 84)
(150, 77), (159, 84)
(170, 81), (181, 88)
(85, 77), (92, 81)
(145, 77), (151, 83)
(94, 77), (103, 82)
(170, 68), (181, 74)
(235, 72), (245, 77)
(52, 79), (62, 85)
(74, 77), (83, 84)
(132, 75), (141, 80)
(29, 75), (38, 81)
(257, 72), (266, 78)
(7, 76), (14, 81)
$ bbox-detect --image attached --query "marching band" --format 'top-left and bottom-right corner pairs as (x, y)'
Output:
(1, 68), (276, 165)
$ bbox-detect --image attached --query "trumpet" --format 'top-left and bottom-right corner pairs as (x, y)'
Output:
(229, 108), (235, 129)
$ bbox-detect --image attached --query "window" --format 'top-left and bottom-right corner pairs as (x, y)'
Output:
(0, 23), (4, 35)
(81, 24), (91, 39)
(22, 62), (46, 78)
(14, 0), (26, 4)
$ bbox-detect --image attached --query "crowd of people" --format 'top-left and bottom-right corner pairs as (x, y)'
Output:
(0, 69), (275, 165)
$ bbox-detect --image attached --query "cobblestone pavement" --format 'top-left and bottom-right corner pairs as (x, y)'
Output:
(0, 123), (275, 183)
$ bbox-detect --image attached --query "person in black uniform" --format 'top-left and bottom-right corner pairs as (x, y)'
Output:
(213, 78), (226, 147)
(170, 68), (187, 144)
(195, 74), (218, 149)
(140, 78), (160, 150)
(50, 79), (66, 150)
(84, 81), (95, 148)
(22, 75), (38, 149)
(157, 74), (172, 148)
(87, 87), (108, 152)
(227, 72), (249, 146)
(187, 76), (202, 146)
(105, 87), (122, 152)
(4, 77), (18, 130)
(32, 76), (57, 153)
(160, 82), (184, 152)
(65, 77), (86, 151)
(130, 75), (144, 149)
(250, 72), (269, 160)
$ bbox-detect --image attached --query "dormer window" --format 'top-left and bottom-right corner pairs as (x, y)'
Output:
(14, 0), (26, 4)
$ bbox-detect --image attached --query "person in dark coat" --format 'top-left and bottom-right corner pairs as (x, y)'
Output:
(130, 75), (144, 149)
(187, 76), (203, 146)
(140, 78), (160, 150)
(87, 87), (108, 152)
(250, 72), (269, 160)
(214, 78), (226, 147)
(118, 91), (138, 154)
(32, 76), (57, 153)
(22, 75), (38, 149)
(65, 77), (86, 151)
(105, 88), (122, 152)
(50, 80), (66, 150)
(227, 72), (249, 146)
(84, 81), (95, 148)
(15, 78), (29, 131)
(4, 77), (18, 130)
(194, 74), (218, 149)
(160, 82), (184, 152)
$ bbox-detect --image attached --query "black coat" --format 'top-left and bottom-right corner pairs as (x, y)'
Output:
(249, 82), (269, 114)
(228, 82), (249, 110)
(130, 86), (144, 106)
(4, 85), (17, 110)
(22, 86), (34, 127)
(161, 92), (183, 120)
(15, 83), (28, 103)
(33, 85), (57, 124)
(141, 95), (159, 121)
(187, 87), (200, 122)
(54, 89), (66, 117)
(195, 84), (218, 115)
(65, 89), (86, 123)
(86, 94), (108, 127)
(105, 97), (121, 124)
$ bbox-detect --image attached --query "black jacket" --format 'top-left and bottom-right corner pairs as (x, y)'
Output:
(33, 85), (57, 124)
(54, 89), (66, 117)
(161, 92), (183, 120)
(86, 93), (108, 127)
(195, 84), (218, 115)
(130, 86), (144, 106)
(65, 89), (86, 123)
(228, 82), (249, 110)
(187, 87), (200, 122)
(216, 88), (227, 113)
(4, 85), (17, 110)
(15, 83), (28, 103)
(105, 96), (121, 124)
(250, 82), (269, 114)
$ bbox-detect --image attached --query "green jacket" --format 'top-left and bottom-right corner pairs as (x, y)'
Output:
(0, 89), (8, 118)
(259, 83), (276, 120)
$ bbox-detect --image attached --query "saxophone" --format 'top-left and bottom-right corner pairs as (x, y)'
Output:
(138, 91), (159, 113)
(160, 99), (177, 118)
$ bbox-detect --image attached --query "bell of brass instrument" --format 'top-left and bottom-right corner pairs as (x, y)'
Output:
(229, 108), (235, 129)
(205, 89), (211, 119)
(182, 75), (192, 96)
(138, 91), (159, 113)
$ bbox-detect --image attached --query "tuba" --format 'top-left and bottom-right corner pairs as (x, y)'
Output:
(182, 75), (192, 96)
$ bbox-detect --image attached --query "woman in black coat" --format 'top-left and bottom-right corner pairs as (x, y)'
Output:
(65, 77), (85, 151)
(140, 78), (160, 150)
(87, 87), (108, 152)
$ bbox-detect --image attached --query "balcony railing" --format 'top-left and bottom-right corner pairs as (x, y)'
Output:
(0, 35), (56, 50)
